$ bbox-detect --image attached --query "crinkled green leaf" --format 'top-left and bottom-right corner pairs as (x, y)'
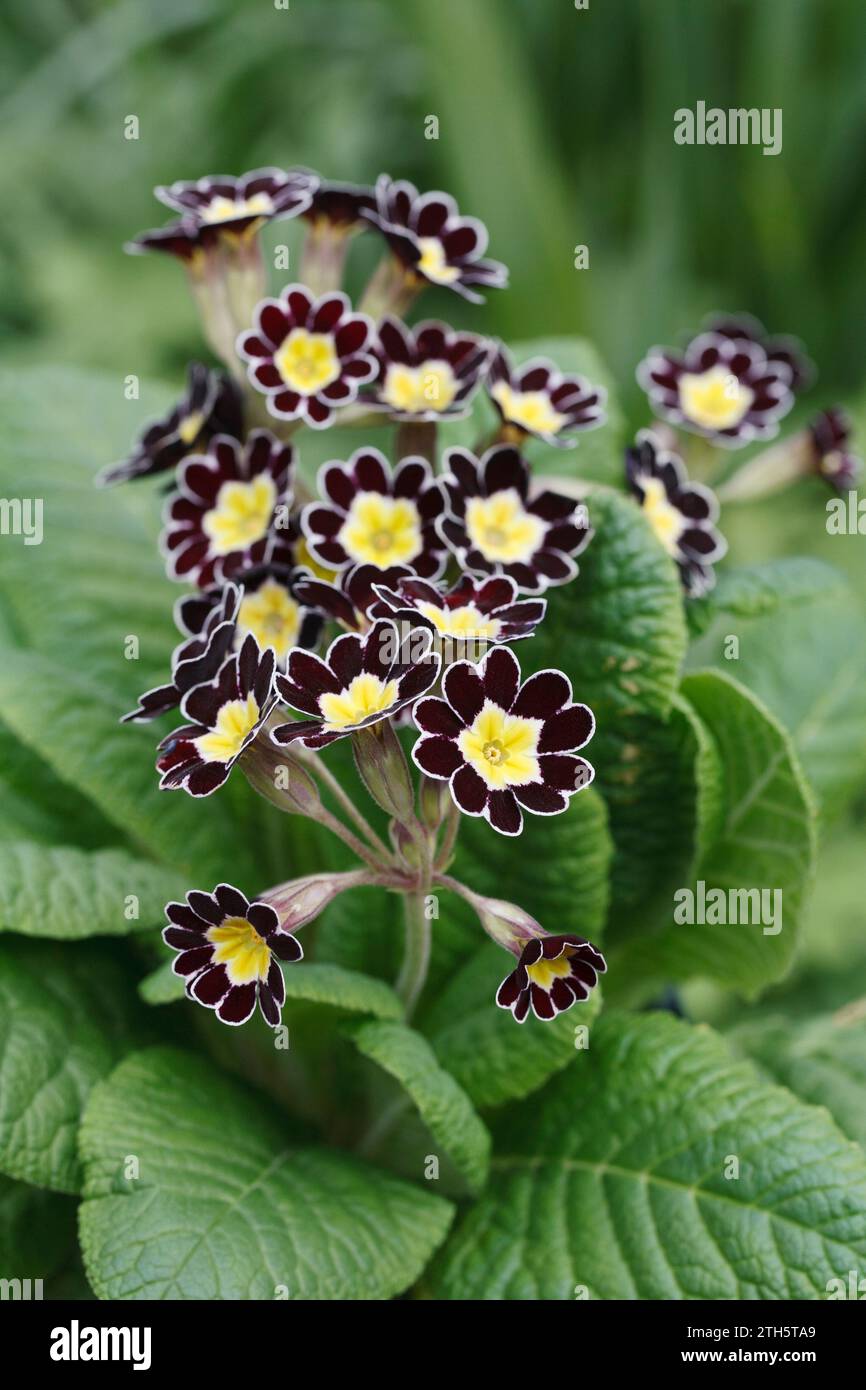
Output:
(427, 1012), (866, 1299)
(0, 718), (116, 849)
(78, 1046), (453, 1300)
(140, 957), (404, 1023)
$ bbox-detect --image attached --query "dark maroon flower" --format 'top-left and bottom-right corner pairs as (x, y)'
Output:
(370, 316), (490, 420)
(154, 167), (316, 242)
(123, 584), (242, 724)
(367, 175), (508, 303)
(163, 882), (302, 1027)
(487, 343), (606, 447)
(156, 636), (277, 797)
(496, 934), (607, 1023)
(237, 284), (377, 428)
(294, 562), (413, 631)
(272, 619), (440, 750)
(438, 445), (592, 594)
(707, 313), (814, 393)
(161, 430), (294, 589)
(124, 219), (206, 265)
(300, 178), (376, 232)
(97, 364), (243, 488)
(412, 645), (595, 837)
(637, 323), (795, 447)
(301, 448), (448, 579)
(176, 564), (323, 668)
(625, 431), (726, 596)
(372, 574), (546, 654)
(809, 408), (862, 492)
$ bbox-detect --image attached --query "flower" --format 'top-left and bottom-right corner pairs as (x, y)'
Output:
(237, 284), (377, 428)
(294, 562), (413, 631)
(125, 220), (207, 265)
(300, 177), (376, 233)
(637, 323), (796, 446)
(368, 175), (508, 303)
(302, 448), (448, 577)
(96, 364), (243, 487)
(156, 636), (277, 796)
(163, 882), (302, 1026)
(707, 313), (814, 393)
(372, 574), (546, 654)
(497, 934), (607, 1023)
(809, 408), (862, 492)
(154, 167), (316, 242)
(161, 430), (294, 589)
(438, 445), (592, 593)
(412, 645), (595, 836)
(370, 316), (490, 420)
(176, 565), (322, 667)
(272, 618), (440, 750)
(486, 343), (606, 447)
(625, 431), (726, 596)
(123, 583), (241, 724)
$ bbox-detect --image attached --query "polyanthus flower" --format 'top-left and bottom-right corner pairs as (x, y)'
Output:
(369, 175), (508, 303)
(157, 636), (277, 796)
(97, 364), (243, 487)
(372, 574), (546, 653)
(486, 343), (606, 447)
(412, 645), (595, 836)
(161, 430), (294, 588)
(637, 323), (795, 446)
(176, 564), (322, 666)
(439, 445), (591, 593)
(302, 448), (448, 577)
(809, 408), (862, 492)
(294, 562), (412, 631)
(272, 619), (440, 750)
(237, 285), (376, 428)
(163, 883), (302, 1026)
(707, 313), (814, 392)
(497, 934), (607, 1023)
(370, 316), (490, 420)
(625, 432), (726, 596)
(300, 177), (376, 233)
(123, 584), (241, 724)
(154, 167), (316, 242)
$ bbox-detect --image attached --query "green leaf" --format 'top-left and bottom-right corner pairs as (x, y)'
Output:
(140, 957), (404, 1022)
(315, 884), (403, 981)
(78, 1046), (453, 1300)
(0, 938), (150, 1192)
(0, 718), (116, 849)
(615, 670), (816, 997)
(347, 1019), (491, 1193)
(0, 1175), (78, 1281)
(422, 933), (602, 1109)
(0, 841), (185, 939)
(726, 1013), (866, 1153)
(426, 1011), (866, 1299)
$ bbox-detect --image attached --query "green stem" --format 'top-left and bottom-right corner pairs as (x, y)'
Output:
(395, 889), (431, 1018)
(309, 753), (396, 864)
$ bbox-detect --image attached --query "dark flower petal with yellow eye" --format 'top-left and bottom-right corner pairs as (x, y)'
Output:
(161, 430), (294, 590)
(177, 564), (323, 670)
(496, 934), (606, 1023)
(300, 178), (376, 232)
(438, 445), (591, 594)
(123, 584), (242, 724)
(237, 284), (377, 429)
(301, 447), (448, 578)
(412, 645), (595, 837)
(370, 316), (490, 421)
(372, 573), (546, 653)
(707, 313), (814, 393)
(367, 175), (508, 304)
(154, 167), (316, 242)
(125, 218), (204, 264)
(487, 343), (606, 448)
(156, 635), (277, 797)
(294, 562), (413, 631)
(163, 882), (302, 1027)
(626, 431), (726, 596)
(96, 364), (243, 487)
(810, 408), (862, 492)
(272, 618), (440, 750)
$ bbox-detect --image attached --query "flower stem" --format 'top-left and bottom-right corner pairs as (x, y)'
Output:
(434, 799), (461, 871)
(309, 753), (396, 864)
(395, 889), (431, 1018)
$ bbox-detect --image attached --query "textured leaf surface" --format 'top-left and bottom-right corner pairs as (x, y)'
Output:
(140, 957), (404, 1022)
(79, 1047), (453, 1300)
(427, 1012), (866, 1299)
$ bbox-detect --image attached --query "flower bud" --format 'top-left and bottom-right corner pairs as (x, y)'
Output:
(352, 721), (415, 824)
(240, 732), (322, 817)
(261, 870), (370, 932)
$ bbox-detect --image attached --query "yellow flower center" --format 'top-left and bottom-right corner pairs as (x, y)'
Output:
(318, 672), (400, 731)
(678, 365), (753, 430)
(274, 328), (341, 396)
(381, 361), (459, 415)
(416, 600), (501, 642)
(416, 237), (460, 285)
(200, 192), (275, 225)
(207, 915), (272, 985)
(337, 492), (423, 568)
(457, 700), (542, 790)
(294, 538), (338, 581)
(639, 476), (686, 556)
(202, 474), (276, 555)
(490, 382), (567, 436)
(194, 693), (261, 763)
(526, 949), (574, 992)
(465, 489), (546, 564)
(177, 410), (205, 446)
(237, 579), (301, 662)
